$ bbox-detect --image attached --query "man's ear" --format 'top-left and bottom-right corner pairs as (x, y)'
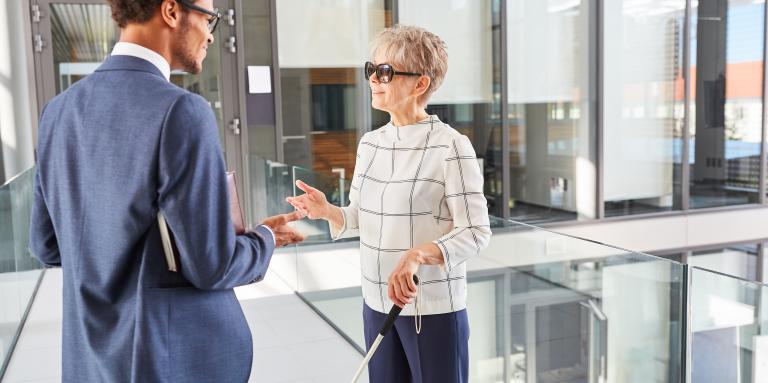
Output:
(413, 76), (431, 98)
(160, 0), (182, 29)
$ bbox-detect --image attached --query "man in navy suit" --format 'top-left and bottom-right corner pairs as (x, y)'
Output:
(28, 0), (303, 381)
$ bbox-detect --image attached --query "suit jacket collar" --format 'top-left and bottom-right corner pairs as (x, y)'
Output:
(95, 55), (168, 81)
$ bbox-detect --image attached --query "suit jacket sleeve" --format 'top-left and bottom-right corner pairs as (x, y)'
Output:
(158, 93), (275, 290)
(29, 166), (61, 266)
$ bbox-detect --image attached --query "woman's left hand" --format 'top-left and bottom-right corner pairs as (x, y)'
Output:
(388, 251), (420, 308)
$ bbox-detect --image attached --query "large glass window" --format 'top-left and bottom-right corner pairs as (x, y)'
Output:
(690, 0), (765, 208)
(50, 4), (117, 94)
(603, 0), (685, 217)
(506, 0), (596, 222)
(399, 0), (503, 216)
(0, 0), (36, 184)
(276, 0), (391, 179)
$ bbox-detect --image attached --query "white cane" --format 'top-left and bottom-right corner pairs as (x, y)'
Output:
(349, 275), (419, 383)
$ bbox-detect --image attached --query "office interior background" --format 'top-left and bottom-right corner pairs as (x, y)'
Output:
(1, 0), (768, 382)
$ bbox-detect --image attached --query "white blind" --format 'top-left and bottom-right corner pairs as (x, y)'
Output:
(399, 0), (493, 104)
(276, 0), (386, 68)
(507, 0), (585, 104)
(603, 1), (681, 202)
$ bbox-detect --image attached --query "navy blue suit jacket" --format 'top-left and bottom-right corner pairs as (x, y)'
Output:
(29, 55), (275, 382)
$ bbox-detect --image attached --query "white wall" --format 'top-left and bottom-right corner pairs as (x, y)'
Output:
(556, 206), (768, 253)
(0, 0), (36, 184)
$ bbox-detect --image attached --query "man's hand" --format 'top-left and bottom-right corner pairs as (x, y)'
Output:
(260, 211), (305, 247)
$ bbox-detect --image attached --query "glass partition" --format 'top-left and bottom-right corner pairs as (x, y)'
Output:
(690, 266), (768, 382)
(247, 155), (353, 291)
(0, 168), (45, 377)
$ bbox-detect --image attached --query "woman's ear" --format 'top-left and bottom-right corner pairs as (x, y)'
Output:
(413, 76), (431, 98)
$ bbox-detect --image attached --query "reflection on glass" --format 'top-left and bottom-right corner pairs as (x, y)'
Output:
(603, 0), (685, 217)
(400, 0), (504, 217)
(51, 4), (117, 93)
(690, 0), (764, 208)
(507, 0), (596, 223)
(276, 0), (392, 179)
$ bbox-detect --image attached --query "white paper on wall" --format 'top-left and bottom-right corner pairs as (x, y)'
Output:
(247, 66), (272, 94)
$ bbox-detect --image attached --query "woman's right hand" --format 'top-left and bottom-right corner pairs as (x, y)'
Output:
(286, 180), (330, 220)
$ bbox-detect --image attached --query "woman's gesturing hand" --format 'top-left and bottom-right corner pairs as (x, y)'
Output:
(285, 180), (329, 220)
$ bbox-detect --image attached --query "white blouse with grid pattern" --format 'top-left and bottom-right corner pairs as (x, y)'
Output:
(331, 115), (492, 315)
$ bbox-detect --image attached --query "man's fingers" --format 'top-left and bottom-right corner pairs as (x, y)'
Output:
(264, 210), (304, 228)
(273, 225), (305, 246)
(286, 200), (307, 213)
(282, 210), (303, 222)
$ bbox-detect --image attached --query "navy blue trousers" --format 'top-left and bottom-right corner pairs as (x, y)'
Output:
(363, 304), (469, 383)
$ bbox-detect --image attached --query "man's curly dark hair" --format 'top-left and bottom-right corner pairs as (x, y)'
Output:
(106, 0), (173, 28)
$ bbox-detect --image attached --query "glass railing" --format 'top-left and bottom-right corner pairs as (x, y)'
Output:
(689, 267), (768, 382)
(4, 156), (768, 383)
(248, 157), (768, 382)
(291, 219), (687, 382)
(0, 168), (45, 378)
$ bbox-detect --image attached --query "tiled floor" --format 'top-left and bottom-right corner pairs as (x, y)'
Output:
(2, 268), (368, 383)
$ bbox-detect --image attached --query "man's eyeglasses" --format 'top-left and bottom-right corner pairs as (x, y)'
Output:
(177, 0), (221, 34)
(364, 61), (422, 83)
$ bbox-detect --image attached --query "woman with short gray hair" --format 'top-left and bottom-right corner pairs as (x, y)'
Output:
(287, 24), (491, 383)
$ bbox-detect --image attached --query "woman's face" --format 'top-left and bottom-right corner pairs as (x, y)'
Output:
(368, 51), (421, 114)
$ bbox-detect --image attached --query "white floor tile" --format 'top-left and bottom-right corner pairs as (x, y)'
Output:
(2, 346), (60, 382)
(4, 266), (364, 383)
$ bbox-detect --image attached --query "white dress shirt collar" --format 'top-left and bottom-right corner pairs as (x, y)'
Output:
(111, 42), (171, 82)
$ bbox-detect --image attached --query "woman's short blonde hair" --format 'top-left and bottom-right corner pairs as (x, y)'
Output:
(370, 24), (448, 106)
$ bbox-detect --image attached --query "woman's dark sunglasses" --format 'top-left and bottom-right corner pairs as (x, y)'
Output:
(364, 61), (422, 83)
(177, 0), (222, 33)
